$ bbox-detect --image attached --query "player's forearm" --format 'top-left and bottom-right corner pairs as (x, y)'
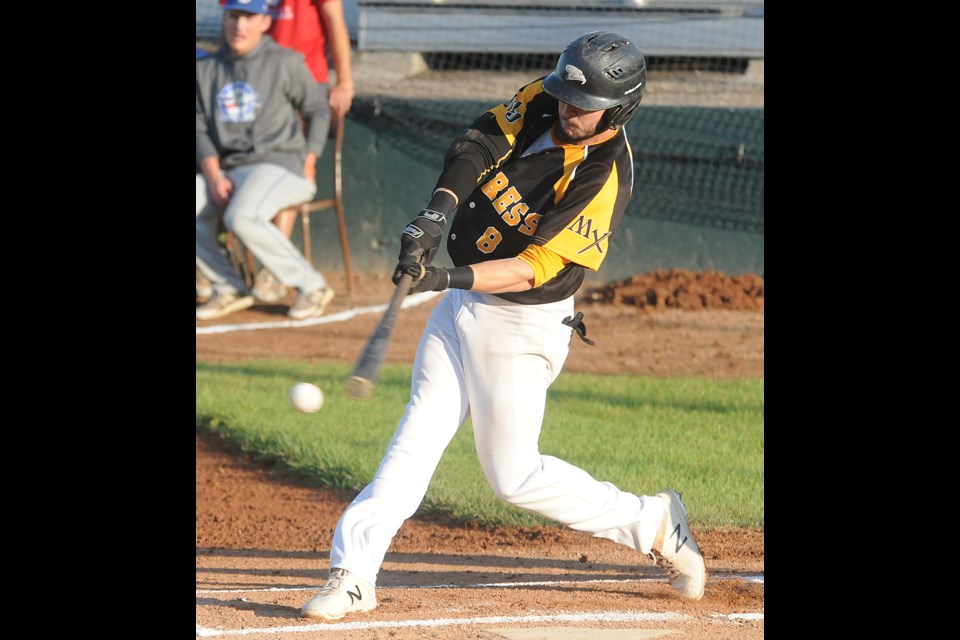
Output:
(466, 258), (535, 293)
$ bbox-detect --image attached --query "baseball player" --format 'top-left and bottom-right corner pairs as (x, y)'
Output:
(302, 32), (706, 621)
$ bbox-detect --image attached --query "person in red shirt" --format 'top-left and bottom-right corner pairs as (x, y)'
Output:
(268, 0), (354, 122)
(219, 0), (356, 302)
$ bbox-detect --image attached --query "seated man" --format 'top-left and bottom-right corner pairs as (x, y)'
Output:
(196, 0), (335, 320)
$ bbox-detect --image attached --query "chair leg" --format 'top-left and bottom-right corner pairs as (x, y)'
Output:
(244, 248), (256, 289)
(300, 209), (312, 265)
(225, 232), (253, 289)
(334, 200), (354, 296)
(295, 117), (353, 296)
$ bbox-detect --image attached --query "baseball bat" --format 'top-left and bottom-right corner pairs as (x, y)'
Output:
(344, 273), (414, 400)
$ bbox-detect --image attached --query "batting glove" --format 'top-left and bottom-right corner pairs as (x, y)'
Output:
(396, 190), (457, 270)
(392, 263), (474, 294)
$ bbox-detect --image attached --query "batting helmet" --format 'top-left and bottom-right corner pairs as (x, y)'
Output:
(542, 32), (646, 130)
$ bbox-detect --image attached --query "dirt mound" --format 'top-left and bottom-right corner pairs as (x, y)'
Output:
(583, 268), (764, 311)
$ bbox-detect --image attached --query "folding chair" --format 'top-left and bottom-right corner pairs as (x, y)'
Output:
(295, 115), (354, 296)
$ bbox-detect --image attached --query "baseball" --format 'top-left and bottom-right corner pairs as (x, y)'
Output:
(289, 382), (324, 413)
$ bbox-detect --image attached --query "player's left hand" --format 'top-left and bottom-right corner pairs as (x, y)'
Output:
(396, 189), (457, 268)
(397, 211), (446, 267)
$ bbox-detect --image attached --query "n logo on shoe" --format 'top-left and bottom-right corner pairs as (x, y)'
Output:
(670, 523), (688, 553)
(347, 585), (363, 605)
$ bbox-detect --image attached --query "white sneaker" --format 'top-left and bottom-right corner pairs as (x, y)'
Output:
(288, 286), (335, 320)
(302, 568), (377, 620)
(195, 290), (255, 320)
(649, 488), (707, 600)
(251, 269), (287, 303)
(196, 269), (212, 300)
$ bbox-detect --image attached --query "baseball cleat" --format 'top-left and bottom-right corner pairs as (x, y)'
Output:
(302, 567), (377, 621)
(649, 488), (707, 600)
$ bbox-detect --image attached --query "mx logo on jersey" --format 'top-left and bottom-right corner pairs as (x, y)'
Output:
(217, 82), (261, 123)
(568, 215), (611, 255)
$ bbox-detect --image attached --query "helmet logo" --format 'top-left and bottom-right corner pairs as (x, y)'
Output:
(564, 65), (587, 85)
(624, 80), (644, 95)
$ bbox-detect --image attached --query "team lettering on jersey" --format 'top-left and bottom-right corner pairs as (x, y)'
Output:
(474, 171), (543, 254)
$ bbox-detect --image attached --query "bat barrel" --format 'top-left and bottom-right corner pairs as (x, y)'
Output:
(344, 273), (415, 401)
(344, 376), (374, 400)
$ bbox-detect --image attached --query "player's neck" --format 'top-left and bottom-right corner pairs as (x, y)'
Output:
(581, 127), (619, 146)
(553, 122), (619, 147)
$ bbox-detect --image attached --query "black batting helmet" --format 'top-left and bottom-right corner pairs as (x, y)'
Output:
(542, 31), (646, 130)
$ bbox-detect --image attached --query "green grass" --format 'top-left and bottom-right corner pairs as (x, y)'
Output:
(196, 359), (763, 530)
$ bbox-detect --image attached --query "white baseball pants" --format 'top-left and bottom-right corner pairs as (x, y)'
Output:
(329, 288), (666, 586)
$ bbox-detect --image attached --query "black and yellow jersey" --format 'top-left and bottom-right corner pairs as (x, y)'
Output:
(437, 78), (635, 304)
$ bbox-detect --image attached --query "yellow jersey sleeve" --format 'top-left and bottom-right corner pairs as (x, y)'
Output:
(516, 244), (570, 287)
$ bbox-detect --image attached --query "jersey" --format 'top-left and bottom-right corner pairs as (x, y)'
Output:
(443, 78), (635, 305)
(266, 0), (332, 83)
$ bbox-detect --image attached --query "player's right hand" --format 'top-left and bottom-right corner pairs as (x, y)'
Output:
(392, 261), (425, 286)
(392, 262), (449, 294)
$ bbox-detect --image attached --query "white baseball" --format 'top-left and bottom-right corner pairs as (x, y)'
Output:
(289, 382), (324, 413)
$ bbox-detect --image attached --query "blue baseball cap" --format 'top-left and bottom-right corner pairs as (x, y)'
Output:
(222, 0), (271, 14)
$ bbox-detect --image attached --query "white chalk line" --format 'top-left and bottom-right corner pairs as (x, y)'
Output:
(196, 611), (765, 637)
(196, 577), (764, 635)
(713, 613), (764, 620)
(196, 574), (763, 596)
(196, 612), (687, 637)
(196, 291), (442, 335)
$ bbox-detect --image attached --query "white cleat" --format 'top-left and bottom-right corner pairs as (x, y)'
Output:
(649, 488), (707, 600)
(301, 567), (377, 621)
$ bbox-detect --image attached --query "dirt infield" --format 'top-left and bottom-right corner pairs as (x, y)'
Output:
(196, 271), (764, 639)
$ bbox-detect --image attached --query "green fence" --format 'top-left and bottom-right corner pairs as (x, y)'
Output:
(304, 96), (764, 280)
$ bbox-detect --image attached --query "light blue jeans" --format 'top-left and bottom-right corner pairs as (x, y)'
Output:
(196, 163), (328, 295)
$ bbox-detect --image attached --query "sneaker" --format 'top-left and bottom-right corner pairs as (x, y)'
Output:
(251, 269), (287, 303)
(649, 488), (707, 600)
(301, 567), (377, 620)
(196, 290), (255, 320)
(196, 269), (212, 300)
(288, 286), (335, 320)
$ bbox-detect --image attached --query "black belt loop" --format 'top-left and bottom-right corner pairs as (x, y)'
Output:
(562, 311), (595, 346)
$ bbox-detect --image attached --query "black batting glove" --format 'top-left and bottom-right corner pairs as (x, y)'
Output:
(397, 190), (457, 268)
(392, 262), (475, 294)
(391, 262), (449, 293)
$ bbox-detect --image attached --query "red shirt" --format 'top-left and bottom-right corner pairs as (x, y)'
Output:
(267, 0), (333, 83)
(220, 0), (333, 83)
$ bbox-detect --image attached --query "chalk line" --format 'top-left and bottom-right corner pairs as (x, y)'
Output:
(196, 573), (764, 596)
(196, 291), (442, 335)
(195, 612), (688, 637)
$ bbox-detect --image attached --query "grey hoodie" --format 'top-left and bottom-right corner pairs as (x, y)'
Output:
(196, 35), (327, 176)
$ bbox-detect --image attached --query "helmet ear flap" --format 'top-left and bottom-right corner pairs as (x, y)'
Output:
(604, 98), (642, 130)
(600, 105), (621, 130)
